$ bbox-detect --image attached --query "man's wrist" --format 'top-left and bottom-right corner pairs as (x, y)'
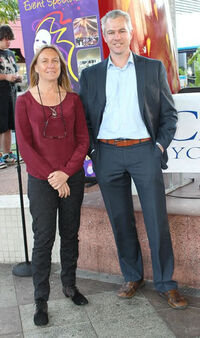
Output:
(156, 142), (164, 153)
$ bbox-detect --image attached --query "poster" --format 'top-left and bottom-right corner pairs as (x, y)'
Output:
(18, 0), (103, 92)
(98, 0), (180, 94)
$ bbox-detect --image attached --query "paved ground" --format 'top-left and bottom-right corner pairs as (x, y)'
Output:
(0, 263), (200, 338)
(1, 162), (200, 337)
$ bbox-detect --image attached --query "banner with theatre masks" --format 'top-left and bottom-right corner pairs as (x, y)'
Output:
(18, 0), (103, 92)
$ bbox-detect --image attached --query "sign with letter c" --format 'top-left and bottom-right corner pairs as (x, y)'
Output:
(167, 93), (200, 172)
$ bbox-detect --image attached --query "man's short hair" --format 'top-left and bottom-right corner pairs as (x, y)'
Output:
(0, 25), (14, 41)
(101, 9), (133, 35)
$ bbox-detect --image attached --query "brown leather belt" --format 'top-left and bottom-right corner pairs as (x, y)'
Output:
(99, 137), (151, 147)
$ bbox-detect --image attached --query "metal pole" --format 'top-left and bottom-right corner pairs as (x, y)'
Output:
(12, 137), (32, 277)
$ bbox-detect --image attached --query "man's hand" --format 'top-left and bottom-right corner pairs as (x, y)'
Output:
(5, 74), (18, 82)
(48, 171), (69, 190)
(58, 182), (70, 198)
(15, 75), (22, 83)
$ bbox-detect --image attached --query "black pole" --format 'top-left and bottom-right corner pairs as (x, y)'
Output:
(12, 138), (32, 277)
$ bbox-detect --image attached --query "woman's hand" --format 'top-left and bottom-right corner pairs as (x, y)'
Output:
(48, 171), (69, 190)
(58, 182), (70, 198)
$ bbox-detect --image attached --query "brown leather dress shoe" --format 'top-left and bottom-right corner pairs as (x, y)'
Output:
(160, 289), (188, 309)
(117, 279), (145, 299)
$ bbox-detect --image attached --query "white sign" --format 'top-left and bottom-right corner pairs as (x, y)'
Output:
(167, 93), (200, 172)
(177, 13), (200, 49)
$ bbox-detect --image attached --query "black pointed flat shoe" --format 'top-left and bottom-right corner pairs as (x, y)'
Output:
(62, 286), (88, 305)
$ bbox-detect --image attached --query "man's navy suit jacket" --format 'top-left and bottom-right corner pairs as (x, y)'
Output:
(79, 53), (178, 169)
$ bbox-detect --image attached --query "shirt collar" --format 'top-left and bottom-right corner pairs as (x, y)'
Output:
(108, 52), (134, 69)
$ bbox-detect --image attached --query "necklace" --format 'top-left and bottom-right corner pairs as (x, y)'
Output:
(37, 84), (64, 118)
(49, 106), (58, 117)
(36, 84), (67, 139)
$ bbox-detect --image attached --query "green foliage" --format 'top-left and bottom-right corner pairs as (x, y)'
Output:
(188, 47), (200, 87)
(0, 0), (19, 24)
(179, 67), (186, 76)
(13, 50), (19, 62)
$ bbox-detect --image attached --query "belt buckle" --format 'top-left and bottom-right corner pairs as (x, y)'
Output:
(114, 139), (119, 146)
(114, 138), (125, 146)
(121, 139), (128, 146)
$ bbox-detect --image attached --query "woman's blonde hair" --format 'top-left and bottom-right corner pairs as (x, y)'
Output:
(29, 44), (72, 92)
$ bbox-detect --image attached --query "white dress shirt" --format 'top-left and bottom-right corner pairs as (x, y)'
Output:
(97, 53), (150, 139)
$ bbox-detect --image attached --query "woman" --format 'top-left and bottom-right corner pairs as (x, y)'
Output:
(0, 24), (22, 168)
(15, 45), (89, 326)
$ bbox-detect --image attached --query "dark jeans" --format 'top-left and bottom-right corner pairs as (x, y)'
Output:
(28, 169), (85, 301)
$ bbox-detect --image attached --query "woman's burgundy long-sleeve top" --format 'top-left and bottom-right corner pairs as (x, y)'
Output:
(15, 90), (89, 180)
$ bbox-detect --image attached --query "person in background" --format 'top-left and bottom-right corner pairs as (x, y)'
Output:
(0, 24), (22, 169)
(80, 10), (188, 310)
(15, 44), (89, 326)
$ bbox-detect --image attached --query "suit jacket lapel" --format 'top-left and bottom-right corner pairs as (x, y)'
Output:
(97, 58), (107, 105)
(96, 59), (108, 129)
(133, 53), (145, 118)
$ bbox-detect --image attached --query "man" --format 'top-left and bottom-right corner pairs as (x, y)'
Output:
(79, 9), (187, 309)
(0, 25), (22, 169)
